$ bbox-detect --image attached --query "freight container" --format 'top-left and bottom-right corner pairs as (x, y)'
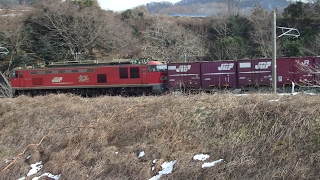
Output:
(201, 61), (237, 91)
(291, 56), (314, 86)
(276, 58), (294, 87)
(237, 59), (272, 88)
(167, 62), (201, 90)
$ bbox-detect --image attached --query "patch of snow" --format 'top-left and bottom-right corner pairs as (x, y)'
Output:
(235, 94), (248, 96)
(193, 154), (210, 161)
(278, 92), (299, 96)
(138, 151), (145, 158)
(269, 99), (279, 102)
(27, 161), (43, 176)
(151, 159), (157, 171)
(32, 173), (60, 180)
(5, 159), (10, 163)
(26, 155), (31, 160)
(17, 177), (25, 180)
(305, 93), (317, 95)
(202, 159), (224, 168)
(149, 160), (177, 180)
(115, 152), (118, 155)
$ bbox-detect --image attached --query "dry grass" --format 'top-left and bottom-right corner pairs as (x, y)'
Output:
(0, 93), (320, 179)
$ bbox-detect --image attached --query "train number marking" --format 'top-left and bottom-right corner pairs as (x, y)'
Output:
(78, 75), (89, 83)
(52, 77), (63, 83)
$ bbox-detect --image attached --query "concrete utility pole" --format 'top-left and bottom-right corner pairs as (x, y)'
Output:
(271, 11), (300, 94)
(272, 11), (277, 94)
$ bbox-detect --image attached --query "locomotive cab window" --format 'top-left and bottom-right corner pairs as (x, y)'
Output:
(130, 67), (140, 78)
(119, 68), (128, 79)
(11, 71), (18, 78)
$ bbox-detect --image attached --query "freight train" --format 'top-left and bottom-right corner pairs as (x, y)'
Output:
(167, 56), (320, 93)
(9, 56), (320, 96)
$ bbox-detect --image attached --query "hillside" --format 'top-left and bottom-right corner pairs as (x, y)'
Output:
(146, 0), (291, 15)
(0, 93), (320, 179)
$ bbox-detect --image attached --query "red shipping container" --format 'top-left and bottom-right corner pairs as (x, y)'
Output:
(167, 62), (201, 90)
(276, 58), (294, 87)
(201, 61), (237, 90)
(276, 57), (315, 87)
(237, 59), (272, 87)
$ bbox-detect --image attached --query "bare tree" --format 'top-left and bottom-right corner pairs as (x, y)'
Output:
(141, 15), (208, 62)
(303, 33), (320, 56)
(28, 0), (137, 61)
(0, 8), (31, 71)
(296, 60), (320, 85)
(208, 16), (247, 60)
(248, 4), (272, 58)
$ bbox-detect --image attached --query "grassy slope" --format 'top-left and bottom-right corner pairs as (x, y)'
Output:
(0, 93), (320, 180)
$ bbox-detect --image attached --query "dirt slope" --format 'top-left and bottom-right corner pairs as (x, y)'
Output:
(0, 93), (320, 180)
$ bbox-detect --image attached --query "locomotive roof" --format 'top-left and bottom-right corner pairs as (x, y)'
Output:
(14, 59), (165, 70)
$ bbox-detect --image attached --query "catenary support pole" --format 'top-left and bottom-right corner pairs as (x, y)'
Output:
(272, 10), (277, 94)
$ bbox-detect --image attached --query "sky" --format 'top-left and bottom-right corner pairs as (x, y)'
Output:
(97, 0), (309, 12)
(97, 0), (181, 12)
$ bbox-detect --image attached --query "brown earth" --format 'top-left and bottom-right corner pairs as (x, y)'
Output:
(0, 93), (320, 180)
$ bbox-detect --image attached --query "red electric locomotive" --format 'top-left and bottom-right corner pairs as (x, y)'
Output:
(10, 59), (168, 96)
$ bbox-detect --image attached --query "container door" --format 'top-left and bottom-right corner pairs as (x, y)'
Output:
(201, 61), (237, 89)
(277, 58), (293, 86)
(252, 59), (272, 86)
(237, 60), (253, 86)
(167, 63), (201, 90)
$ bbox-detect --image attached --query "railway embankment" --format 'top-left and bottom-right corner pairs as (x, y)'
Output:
(0, 93), (320, 179)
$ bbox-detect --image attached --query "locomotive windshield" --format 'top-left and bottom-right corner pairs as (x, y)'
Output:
(148, 65), (167, 72)
(11, 70), (18, 78)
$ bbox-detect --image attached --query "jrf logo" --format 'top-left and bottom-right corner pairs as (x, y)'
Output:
(176, 65), (191, 72)
(218, 63), (234, 71)
(52, 77), (63, 83)
(255, 62), (271, 69)
(303, 60), (310, 65)
(78, 75), (89, 83)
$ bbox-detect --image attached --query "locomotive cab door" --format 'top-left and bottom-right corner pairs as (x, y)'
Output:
(18, 71), (24, 87)
(142, 67), (147, 84)
(10, 70), (19, 86)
